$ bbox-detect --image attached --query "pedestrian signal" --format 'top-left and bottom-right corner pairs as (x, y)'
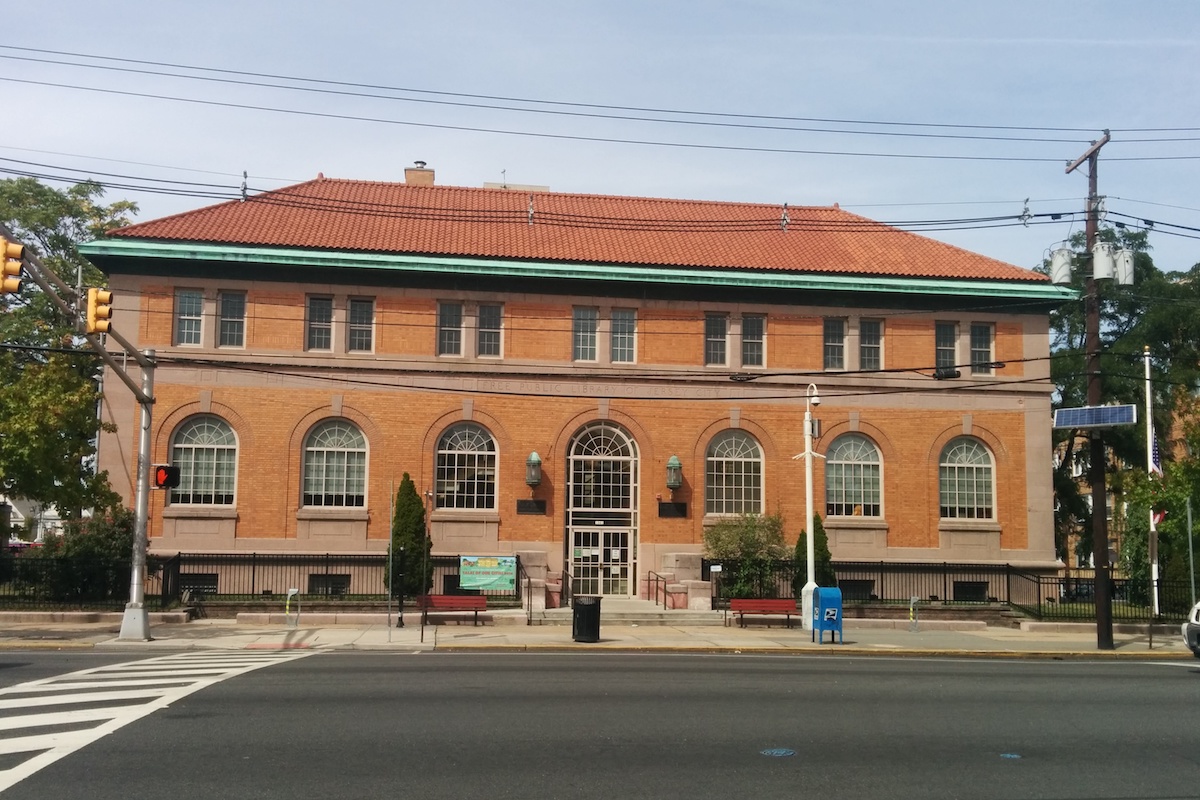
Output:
(153, 465), (181, 489)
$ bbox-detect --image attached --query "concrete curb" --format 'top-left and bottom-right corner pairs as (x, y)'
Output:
(431, 644), (1195, 660)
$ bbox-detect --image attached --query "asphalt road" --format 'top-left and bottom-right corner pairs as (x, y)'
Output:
(3, 652), (1199, 799)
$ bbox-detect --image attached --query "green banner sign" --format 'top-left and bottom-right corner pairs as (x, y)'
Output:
(460, 556), (517, 591)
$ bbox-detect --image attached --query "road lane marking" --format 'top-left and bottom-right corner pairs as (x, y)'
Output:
(0, 650), (313, 792)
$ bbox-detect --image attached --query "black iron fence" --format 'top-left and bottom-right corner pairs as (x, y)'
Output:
(0, 555), (167, 611)
(1009, 571), (1195, 623)
(162, 553), (523, 606)
(701, 559), (1196, 623)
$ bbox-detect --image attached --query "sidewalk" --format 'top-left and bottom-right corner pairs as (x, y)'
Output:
(0, 610), (1193, 659)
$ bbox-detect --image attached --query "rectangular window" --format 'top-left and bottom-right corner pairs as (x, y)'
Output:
(859, 319), (882, 371)
(741, 315), (765, 367)
(477, 303), (502, 357)
(611, 308), (636, 363)
(935, 322), (958, 368)
(438, 302), (463, 356)
(217, 291), (245, 347)
(175, 289), (203, 346)
(348, 298), (374, 352)
(307, 296), (333, 351)
(823, 318), (846, 370)
(970, 323), (994, 374)
(705, 314), (727, 366)
(573, 307), (598, 361)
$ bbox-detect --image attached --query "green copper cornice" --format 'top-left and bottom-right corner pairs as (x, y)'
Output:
(79, 239), (1077, 302)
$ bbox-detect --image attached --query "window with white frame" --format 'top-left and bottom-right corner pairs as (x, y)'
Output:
(859, 319), (882, 371)
(218, 291), (245, 348)
(347, 298), (374, 352)
(169, 415), (237, 505)
(435, 423), (497, 510)
(823, 318), (846, 370)
(825, 434), (881, 517)
(970, 323), (994, 374)
(438, 302), (463, 356)
(705, 430), (763, 515)
(935, 322), (957, 369)
(477, 303), (503, 357)
(307, 296), (333, 351)
(741, 314), (765, 367)
(302, 420), (367, 507)
(573, 307), (598, 361)
(705, 314), (728, 366)
(175, 289), (203, 346)
(611, 308), (636, 363)
(939, 437), (994, 520)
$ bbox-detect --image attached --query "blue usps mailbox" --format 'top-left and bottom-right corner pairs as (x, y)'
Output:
(812, 587), (843, 644)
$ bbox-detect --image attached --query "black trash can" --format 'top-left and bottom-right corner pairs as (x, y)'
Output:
(572, 595), (601, 643)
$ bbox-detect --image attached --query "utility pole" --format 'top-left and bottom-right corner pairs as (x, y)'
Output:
(1066, 131), (1114, 650)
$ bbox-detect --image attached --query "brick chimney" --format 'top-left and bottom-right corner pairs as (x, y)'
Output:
(404, 161), (435, 186)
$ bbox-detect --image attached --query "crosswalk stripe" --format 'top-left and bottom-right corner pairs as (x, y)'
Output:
(0, 650), (313, 793)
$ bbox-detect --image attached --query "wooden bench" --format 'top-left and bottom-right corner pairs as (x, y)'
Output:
(729, 598), (798, 628)
(416, 594), (487, 626)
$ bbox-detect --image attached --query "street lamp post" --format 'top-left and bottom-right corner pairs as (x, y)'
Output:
(801, 383), (820, 631)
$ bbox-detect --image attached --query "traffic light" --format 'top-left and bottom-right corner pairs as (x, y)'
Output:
(1, 237), (23, 295)
(86, 287), (114, 333)
(153, 465), (181, 489)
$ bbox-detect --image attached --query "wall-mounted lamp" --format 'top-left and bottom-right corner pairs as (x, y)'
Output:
(666, 455), (683, 491)
(525, 452), (542, 488)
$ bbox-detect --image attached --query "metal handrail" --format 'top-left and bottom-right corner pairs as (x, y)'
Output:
(647, 571), (667, 609)
(562, 570), (573, 607)
(519, 560), (533, 626)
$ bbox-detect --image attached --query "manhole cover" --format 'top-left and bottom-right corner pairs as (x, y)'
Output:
(760, 748), (796, 758)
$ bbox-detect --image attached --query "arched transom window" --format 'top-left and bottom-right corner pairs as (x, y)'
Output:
(170, 415), (237, 505)
(705, 430), (763, 515)
(303, 420), (367, 507)
(825, 434), (881, 517)
(939, 437), (994, 519)
(569, 423), (637, 511)
(435, 423), (497, 510)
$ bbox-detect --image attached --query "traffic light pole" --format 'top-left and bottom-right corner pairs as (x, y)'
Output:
(119, 351), (154, 641)
(1, 223), (158, 640)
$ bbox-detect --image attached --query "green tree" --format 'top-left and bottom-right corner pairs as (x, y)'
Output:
(0, 178), (135, 516)
(702, 513), (788, 599)
(389, 473), (432, 598)
(794, 514), (836, 594)
(22, 507), (135, 604)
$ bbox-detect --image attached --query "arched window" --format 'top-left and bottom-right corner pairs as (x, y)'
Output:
(705, 430), (763, 515)
(303, 420), (367, 507)
(939, 437), (994, 519)
(825, 434), (881, 517)
(435, 423), (497, 510)
(170, 415), (237, 505)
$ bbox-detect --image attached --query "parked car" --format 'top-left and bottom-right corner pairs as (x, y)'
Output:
(1183, 601), (1200, 659)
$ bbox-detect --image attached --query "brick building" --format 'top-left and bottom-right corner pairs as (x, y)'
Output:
(80, 165), (1071, 597)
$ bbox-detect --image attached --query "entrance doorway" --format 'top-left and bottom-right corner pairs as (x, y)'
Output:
(566, 422), (638, 597)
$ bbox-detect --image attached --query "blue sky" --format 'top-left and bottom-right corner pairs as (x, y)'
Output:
(4, 1), (1199, 272)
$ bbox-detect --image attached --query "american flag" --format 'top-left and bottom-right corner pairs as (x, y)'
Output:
(1150, 428), (1165, 526)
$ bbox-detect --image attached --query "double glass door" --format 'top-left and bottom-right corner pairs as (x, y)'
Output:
(571, 528), (631, 596)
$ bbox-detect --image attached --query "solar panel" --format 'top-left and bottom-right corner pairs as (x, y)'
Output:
(1053, 404), (1137, 430)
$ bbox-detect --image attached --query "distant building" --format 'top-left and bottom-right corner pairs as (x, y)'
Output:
(80, 164), (1072, 598)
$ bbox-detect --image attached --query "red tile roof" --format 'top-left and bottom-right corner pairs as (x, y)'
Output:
(108, 178), (1042, 282)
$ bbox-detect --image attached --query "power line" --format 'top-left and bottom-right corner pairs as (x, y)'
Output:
(0, 45), (1134, 135)
(0, 77), (1101, 165)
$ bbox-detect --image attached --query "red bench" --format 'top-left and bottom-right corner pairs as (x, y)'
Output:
(729, 598), (798, 628)
(416, 594), (487, 626)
